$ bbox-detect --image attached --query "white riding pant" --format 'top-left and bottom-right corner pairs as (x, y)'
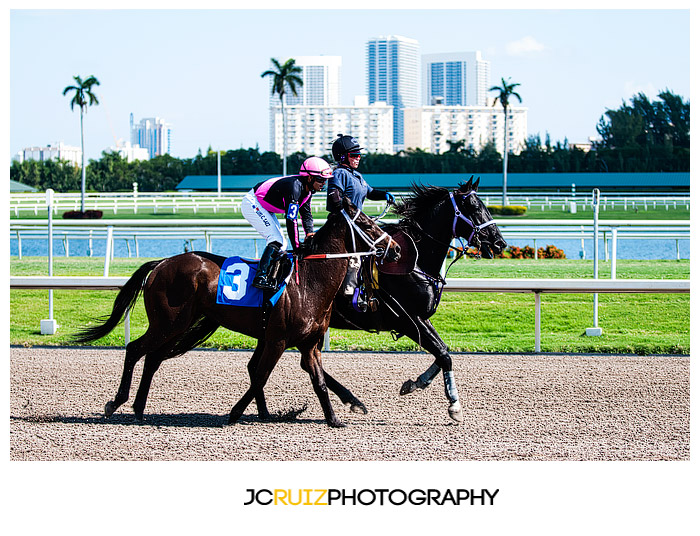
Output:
(240, 189), (288, 250)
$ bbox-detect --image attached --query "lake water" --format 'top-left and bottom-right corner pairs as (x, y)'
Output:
(10, 236), (690, 261)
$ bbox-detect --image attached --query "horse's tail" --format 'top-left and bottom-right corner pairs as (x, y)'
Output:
(71, 259), (163, 344)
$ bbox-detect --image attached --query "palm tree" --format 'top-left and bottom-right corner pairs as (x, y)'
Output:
(63, 75), (100, 212)
(490, 77), (522, 206)
(261, 58), (303, 176)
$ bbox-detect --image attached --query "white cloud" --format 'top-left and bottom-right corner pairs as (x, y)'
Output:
(505, 36), (546, 56)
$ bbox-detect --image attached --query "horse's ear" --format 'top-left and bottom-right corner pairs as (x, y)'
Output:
(472, 177), (480, 191)
(460, 175), (474, 193)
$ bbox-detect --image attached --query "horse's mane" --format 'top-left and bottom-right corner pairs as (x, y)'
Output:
(389, 183), (453, 234)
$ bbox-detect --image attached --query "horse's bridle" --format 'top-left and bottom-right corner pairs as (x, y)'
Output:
(341, 208), (394, 260)
(449, 191), (497, 245)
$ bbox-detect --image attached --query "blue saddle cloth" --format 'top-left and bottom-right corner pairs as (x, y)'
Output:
(216, 256), (288, 308)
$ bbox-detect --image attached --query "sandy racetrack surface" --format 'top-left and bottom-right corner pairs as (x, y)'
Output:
(10, 347), (689, 461)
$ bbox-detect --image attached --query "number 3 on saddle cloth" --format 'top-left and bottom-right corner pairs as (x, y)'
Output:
(216, 255), (293, 309)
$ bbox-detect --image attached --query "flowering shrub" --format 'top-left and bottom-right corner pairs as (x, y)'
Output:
(487, 205), (527, 216)
(496, 244), (566, 259)
(62, 210), (103, 219)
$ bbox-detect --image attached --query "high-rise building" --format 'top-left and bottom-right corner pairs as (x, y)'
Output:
(366, 35), (420, 151)
(279, 56), (342, 106)
(270, 97), (394, 157)
(110, 139), (150, 162)
(268, 56), (342, 154)
(423, 51), (490, 107)
(14, 142), (81, 166)
(404, 102), (528, 156)
(130, 114), (171, 158)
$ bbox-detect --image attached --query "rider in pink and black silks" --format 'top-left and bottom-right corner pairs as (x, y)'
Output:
(241, 156), (332, 291)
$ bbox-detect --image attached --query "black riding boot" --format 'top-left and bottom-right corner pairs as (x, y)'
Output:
(253, 242), (281, 291)
(342, 264), (368, 312)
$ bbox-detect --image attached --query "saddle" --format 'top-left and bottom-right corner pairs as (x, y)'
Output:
(352, 230), (418, 313)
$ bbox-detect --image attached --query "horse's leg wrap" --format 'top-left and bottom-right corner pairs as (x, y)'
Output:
(400, 362), (440, 395)
(443, 370), (463, 423)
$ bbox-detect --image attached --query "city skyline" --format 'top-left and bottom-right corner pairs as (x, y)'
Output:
(9, 9), (690, 161)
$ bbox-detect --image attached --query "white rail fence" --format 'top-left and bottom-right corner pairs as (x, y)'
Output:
(10, 276), (689, 353)
(10, 191), (690, 217)
(9, 191), (388, 216)
(10, 218), (691, 270)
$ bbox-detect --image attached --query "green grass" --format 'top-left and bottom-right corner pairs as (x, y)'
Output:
(10, 257), (689, 355)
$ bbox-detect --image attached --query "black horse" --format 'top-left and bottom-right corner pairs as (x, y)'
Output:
(73, 197), (400, 427)
(250, 177), (506, 423)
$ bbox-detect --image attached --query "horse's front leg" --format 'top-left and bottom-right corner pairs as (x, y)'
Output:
(248, 340), (271, 421)
(299, 342), (345, 428)
(399, 361), (441, 395)
(398, 318), (463, 423)
(228, 340), (284, 425)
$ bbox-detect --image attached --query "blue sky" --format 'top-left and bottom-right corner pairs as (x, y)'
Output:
(9, 7), (691, 161)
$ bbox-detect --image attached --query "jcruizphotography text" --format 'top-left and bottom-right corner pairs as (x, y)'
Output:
(244, 488), (499, 506)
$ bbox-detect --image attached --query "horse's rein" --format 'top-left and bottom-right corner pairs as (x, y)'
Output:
(302, 209), (393, 261)
(342, 208), (393, 261)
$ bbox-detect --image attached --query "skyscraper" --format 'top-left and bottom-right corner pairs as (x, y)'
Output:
(423, 51), (490, 107)
(268, 56), (342, 155)
(282, 56), (341, 106)
(130, 114), (171, 158)
(366, 35), (420, 151)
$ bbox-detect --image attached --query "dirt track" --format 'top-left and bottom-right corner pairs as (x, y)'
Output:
(10, 347), (689, 461)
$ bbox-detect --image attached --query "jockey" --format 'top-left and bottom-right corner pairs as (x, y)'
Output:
(326, 134), (395, 311)
(326, 134), (395, 212)
(241, 156), (332, 291)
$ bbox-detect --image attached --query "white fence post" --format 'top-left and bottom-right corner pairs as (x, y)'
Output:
(534, 291), (541, 353)
(586, 189), (603, 336)
(611, 228), (618, 279)
(40, 189), (58, 335)
(103, 226), (114, 277)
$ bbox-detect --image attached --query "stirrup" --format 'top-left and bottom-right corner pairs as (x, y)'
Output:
(351, 288), (368, 313)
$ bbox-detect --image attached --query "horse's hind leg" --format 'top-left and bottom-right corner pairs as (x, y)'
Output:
(309, 364), (367, 415)
(132, 351), (169, 420)
(105, 333), (153, 417)
(299, 343), (344, 428)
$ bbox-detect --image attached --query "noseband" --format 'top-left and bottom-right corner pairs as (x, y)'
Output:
(449, 191), (497, 246)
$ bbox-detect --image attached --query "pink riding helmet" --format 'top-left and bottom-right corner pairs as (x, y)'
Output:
(299, 156), (333, 181)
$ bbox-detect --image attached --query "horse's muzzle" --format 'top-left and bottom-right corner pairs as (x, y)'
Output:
(480, 239), (507, 259)
(383, 243), (401, 263)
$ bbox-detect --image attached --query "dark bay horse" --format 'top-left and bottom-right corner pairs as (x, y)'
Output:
(251, 177), (506, 423)
(331, 178), (506, 422)
(73, 197), (400, 427)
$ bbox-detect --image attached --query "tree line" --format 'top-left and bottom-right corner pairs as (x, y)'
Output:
(11, 90), (689, 193)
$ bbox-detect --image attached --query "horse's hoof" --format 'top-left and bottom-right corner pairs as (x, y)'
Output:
(328, 420), (346, 428)
(349, 402), (368, 414)
(448, 401), (464, 423)
(104, 401), (116, 417)
(400, 380), (417, 396)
